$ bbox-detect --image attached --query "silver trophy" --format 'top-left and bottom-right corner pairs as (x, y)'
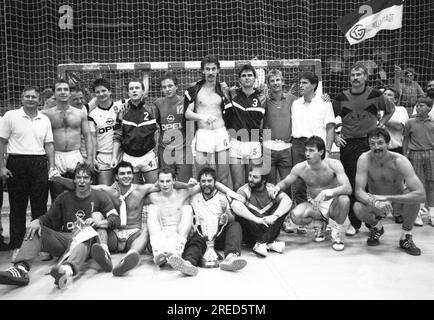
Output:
(194, 212), (228, 268)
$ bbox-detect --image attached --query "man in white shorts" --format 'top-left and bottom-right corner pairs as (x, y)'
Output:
(42, 80), (94, 201)
(88, 78), (125, 185)
(271, 136), (352, 251)
(224, 64), (266, 191)
(112, 80), (159, 184)
(185, 55), (230, 185)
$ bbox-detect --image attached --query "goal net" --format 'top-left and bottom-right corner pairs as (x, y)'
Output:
(1, 1), (432, 113)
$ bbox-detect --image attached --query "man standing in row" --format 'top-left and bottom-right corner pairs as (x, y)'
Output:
(0, 87), (55, 251)
(333, 62), (395, 236)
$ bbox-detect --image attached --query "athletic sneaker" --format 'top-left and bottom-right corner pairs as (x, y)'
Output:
(414, 213), (423, 227)
(314, 222), (327, 242)
(219, 253), (247, 272)
(112, 251), (140, 276)
(366, 227), (384, 246)
(167, 255), (198, 276)
(331, 227), (344, 251)
(268, 241), (285, 253)
(11, 248), (19, 262)
(0, 265), (29, 286)
(399, 234), (421, 256)
(50, 265), (73, 289)
(253, 242), (268, 257)
(345, 225), (359, 236)
(91, 243), (113, 272)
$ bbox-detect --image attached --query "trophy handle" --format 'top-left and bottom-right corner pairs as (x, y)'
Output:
(215, 213), (228, 239)
(193, 212), (205, 238)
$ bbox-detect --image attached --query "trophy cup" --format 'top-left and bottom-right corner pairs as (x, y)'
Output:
(194, 212), (228, 268)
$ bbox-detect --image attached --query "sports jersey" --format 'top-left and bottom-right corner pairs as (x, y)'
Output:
(237, 183), (277, 218)
(224, 88), (266, 141)
(38, 189), (119, 232)
(333, 86), (394, 139)
(113, 99), (158, 157)
(190, 191), (229, 218)
(88, 100), (123, 153)
(154, 95), (185, 150)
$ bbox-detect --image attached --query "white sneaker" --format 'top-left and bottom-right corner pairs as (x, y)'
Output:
(219, 253), (247, 272)
(167, 255), (198, 276)
(253, 242), (268, 257)
(331, 228), (345, 251)
(414, 213), (423, 227)
(345, 225), (359, 236)
(267, 241), (285, 253)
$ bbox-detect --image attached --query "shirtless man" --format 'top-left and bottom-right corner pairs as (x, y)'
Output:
(184, 55), (230, 185)
(353, 128), (425, 256)
(271, 136), (352, 251)
(43, 80), (94, 200)
(147, 167), (239, 268)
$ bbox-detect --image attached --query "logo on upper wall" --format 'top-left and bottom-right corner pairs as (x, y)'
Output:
(349, 24), (365, 41)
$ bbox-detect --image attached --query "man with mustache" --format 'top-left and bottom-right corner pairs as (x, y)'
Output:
(333, 62), (395, 237)
(185, 55), (230, 186)
(168, 167), (247, 276)
(353, 128), (425, 255)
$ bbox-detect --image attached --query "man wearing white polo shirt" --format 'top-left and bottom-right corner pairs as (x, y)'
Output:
(291, 71), (336, 206)
(0, 86), (55, 251)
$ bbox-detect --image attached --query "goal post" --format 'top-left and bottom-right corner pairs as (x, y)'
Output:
(57, 59), (323, 102)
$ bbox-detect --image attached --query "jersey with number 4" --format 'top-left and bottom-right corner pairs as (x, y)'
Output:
(88, 100), (124, 153)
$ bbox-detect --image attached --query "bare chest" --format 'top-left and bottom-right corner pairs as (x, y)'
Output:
(196, 89), (222, 112)
(48, 110), (82, 130)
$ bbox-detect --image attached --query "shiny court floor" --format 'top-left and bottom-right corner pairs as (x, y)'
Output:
(1, 208), (433, 300)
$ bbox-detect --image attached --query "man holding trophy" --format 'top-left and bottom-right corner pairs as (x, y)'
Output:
(168, 167), (247, 276)
(0, 163), (120, 288)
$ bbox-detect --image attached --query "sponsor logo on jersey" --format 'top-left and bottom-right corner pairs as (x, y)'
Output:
(106, 118), (114, 125)
(167, 115), (175, 123)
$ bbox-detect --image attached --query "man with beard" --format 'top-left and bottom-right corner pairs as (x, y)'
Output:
(270, 136), (352, 251)
(333, 62), (395, 237)
(0, 163), (120, 288)
(167, 167), (247, 276)
(147, 167), (239, 268)
(111, 80), (159, 184)
(185, 55), (230, 185)
(354, 128), (425, 256)
(230, 164), (292, 257)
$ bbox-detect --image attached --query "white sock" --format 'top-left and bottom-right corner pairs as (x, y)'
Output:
(401, 230), (411, 240)
(374, 221), (383, 230)
(60, 264), (74, 276)
(429, 207), (434, 219)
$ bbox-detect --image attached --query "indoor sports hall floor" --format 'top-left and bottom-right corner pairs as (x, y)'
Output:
(1, 196), (433, 300)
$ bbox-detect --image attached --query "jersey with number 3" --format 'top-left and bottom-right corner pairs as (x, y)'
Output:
(224, 88), (266, 138)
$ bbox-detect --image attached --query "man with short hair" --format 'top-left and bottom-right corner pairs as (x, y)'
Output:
(185, 55), (230, 185)
(225, 64), (266, 191)
(88, 78), (124, 185)
(112, 80), (159, 184)
(271, 136), (352, 251)
(69, 86), (91, 162)
(0, 163), (120, 288)
(42, 80), (94, 201)
(154, 71), (192, 183)
(230, 164), (292, 257)
(168, 167), (247, 276)
(0, 87), (55, 251)
(333, 62), (395, 236)
(354, 128), (425, 256)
